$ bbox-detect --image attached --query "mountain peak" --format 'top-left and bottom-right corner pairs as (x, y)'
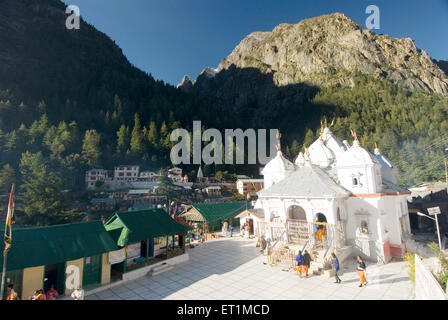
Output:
(177, 75), (196, 93)
(211, 13), (448, 94)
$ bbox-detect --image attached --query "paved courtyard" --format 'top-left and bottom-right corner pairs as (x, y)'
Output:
(86, 236), (414, 300)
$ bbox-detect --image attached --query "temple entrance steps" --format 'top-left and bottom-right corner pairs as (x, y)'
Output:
(309, 248), (332, 276)
(268, 243), (304, 270)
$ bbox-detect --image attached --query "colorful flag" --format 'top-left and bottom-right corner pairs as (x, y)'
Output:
(4, 185), (15, 254)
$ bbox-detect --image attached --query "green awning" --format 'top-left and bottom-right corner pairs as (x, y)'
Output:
(181, 201), (250, 222)
(104, 209), (192, 247)
(0, 221), (118, 272)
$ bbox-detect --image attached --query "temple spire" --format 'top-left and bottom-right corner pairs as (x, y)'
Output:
(350, 129), (359, 141)
(374, 142), (380, 155)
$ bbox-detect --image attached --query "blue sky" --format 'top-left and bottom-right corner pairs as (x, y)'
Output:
(64, 0), (448, 86)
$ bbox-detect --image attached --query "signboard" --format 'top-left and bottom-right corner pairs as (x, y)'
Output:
(415, 255), (447, 300)
(427, 207), (441, 216)
(108, 248), (126, 265)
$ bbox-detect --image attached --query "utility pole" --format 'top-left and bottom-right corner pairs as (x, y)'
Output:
(444, 148), (448, 194)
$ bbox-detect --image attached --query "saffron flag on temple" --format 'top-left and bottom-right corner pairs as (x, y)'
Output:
(4, 184), (15, 254)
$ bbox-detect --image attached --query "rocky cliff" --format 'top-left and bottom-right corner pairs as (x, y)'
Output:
(186, 13), (448, 100)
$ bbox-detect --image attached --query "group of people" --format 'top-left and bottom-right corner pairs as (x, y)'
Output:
(31, 285), (59, 300)
(221, 221), (235, 237)
(5, 284), (19, 300)
(4, 284), (59, 300)
(294, 250), (312, 277)
(294, 251), (368, 287)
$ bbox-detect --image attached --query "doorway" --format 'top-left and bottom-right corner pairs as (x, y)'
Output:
(44, 263), (65, 294)
(287, 205), (307, 221)
(82, 255), (102, 288)
(247, 218), (254, 235)
(315, 213), (327, 246)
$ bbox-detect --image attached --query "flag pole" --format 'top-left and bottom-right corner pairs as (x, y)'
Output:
(0, 184), (15, 300)
(0, 250), (7, 300)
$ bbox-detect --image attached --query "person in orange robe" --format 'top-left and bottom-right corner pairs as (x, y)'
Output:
(356, 256), (367, 287)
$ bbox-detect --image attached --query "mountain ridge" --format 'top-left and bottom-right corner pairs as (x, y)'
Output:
(179, 13), (448, 97)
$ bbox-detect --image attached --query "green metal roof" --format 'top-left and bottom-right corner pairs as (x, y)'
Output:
(0, 221), (118, 272)
(104, 209), (192, 247)
(182, 202), (250, 222)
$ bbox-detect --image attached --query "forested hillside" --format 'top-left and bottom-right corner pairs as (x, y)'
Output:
(0, 1), (447, 226)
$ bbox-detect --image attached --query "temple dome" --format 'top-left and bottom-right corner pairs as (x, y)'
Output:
(262, 150), (295, 175)
(321, 127), (347, 158)
(308, 138), (335, 168)
(295, 152), (306, 167)
(337, 140), (379, 167)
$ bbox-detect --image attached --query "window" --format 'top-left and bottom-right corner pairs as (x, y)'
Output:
(353, 178), (358, 185)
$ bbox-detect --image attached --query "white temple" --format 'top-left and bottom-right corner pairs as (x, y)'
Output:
(255, 127), (411, 263)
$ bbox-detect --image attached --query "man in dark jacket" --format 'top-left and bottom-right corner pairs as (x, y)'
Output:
(331, 253), (341, 283)
(295, 251), (305, 277)
(303, 250), (311, 277)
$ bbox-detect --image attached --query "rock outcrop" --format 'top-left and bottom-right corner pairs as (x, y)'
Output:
(188, 13), (448, 101)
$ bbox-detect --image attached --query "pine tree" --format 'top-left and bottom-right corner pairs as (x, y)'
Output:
(0, 164), (16, 211)
(20, 167), (82, 226)
(148, 121), (159, 148)
(82, 129), (102, 168)
(130, 113), (144, 158)
(117, 124), (130, 156)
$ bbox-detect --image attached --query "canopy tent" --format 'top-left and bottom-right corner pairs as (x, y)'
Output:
(235, 208), (265, 220)
(0, 221), (118, 272)
(180, 202), (249, 222)
(104, 209), (192, 247)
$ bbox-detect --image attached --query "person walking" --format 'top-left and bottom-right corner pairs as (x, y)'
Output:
(229, 224), (233, 237)
(295, 251), (305, 277)
(303, 250), (311, 277)
(356, 256), (367, 287)
(241, 222), (246, 237)
(331, 253), (341, 283)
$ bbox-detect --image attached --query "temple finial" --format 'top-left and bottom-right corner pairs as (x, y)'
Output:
(276, 130), (282, 152)
(350, 129), (359, 141)
(304, 146), (310, 158)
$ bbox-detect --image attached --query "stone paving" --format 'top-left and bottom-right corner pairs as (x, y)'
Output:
(86, 236), (414, 300)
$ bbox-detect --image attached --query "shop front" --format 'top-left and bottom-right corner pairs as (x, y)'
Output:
(0, 221), (118, 299)
(104, 209), (191, 279)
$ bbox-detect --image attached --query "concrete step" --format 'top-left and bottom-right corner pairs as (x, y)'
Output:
(150, 263), (174, 276)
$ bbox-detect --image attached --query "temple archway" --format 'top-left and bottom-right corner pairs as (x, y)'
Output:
(315, 213), (327, 223)
(314, 213), (327, 247)
(287, 205), (307, 221)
